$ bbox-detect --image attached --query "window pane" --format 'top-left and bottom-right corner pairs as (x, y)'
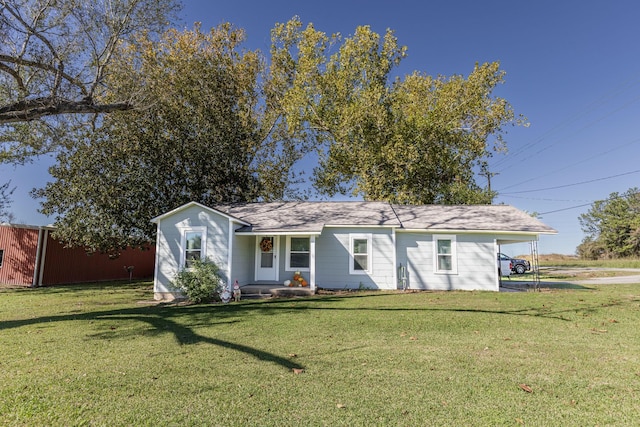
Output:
(291, 237), (309, 252)
(186, 232), (202, 250)
(353, 239), (368, 254)
(261, 252), (273, 268)
(438, 255), (452, 271)
(185, 251), (201, 268)
(354, 254), (368, 271)
(437, 239), (451, 255)
(290, 253), (309, 268)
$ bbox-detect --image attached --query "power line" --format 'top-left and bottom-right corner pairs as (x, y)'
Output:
(537, 189), (640, 216)
(500, 168), (640, 195)
(497, 136), (640, 192)
(500, 194), (593, 203)
(492, 75), (640, 171)
(538, 203), (594, 215)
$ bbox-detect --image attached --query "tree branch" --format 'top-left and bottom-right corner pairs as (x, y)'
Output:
(0, 54), (88, 96)
(0, 97), (132, 123)
(2, 1), (66, 96)
(0, 61), (27, 94)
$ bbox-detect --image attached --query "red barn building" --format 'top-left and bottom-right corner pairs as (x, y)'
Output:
(0, 224), (155, 287)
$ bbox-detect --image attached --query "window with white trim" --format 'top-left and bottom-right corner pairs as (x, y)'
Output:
(350, 234), (372, 274)
(181, 227), (206, 269)
(434, 235), (457, 274)
(0, 249), (4, 268)
(286, 236), (310, 271)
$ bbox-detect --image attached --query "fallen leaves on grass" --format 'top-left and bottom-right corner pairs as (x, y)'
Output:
(519, 384), (533, 393)
(336, 403), (346, 409)
(590, 328), (608, 333)
(292, 368), (304, 374)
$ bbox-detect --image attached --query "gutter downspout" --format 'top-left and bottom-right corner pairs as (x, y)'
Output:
(227, 218), (233, 290)
(310, 235), (316, 291)
(388, 202), (402, 290)
(152, 219), (161, 299)
(36, 228), (49, 287)
(31, 227), (45, 287)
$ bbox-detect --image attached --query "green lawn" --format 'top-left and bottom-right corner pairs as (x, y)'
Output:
(539, 257), (640, 269)
(1, 282), (639, 426)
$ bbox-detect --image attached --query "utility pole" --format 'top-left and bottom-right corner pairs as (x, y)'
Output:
(479, 164), (498, 202)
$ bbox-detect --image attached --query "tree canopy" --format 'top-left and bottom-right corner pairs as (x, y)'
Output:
(35, 25), (267, 252)
(30, 16), (523, 253)
(577, 188), (640, 259)
(268, 18), (521, 204)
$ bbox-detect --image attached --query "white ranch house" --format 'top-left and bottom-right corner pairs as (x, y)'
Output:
(151, 201), (556, 300)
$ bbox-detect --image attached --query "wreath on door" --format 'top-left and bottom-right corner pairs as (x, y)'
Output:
(259, 237), (273, 252)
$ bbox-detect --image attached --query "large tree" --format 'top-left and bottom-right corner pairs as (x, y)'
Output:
(577, 188), (640, 259)
(0, 0), (179, 162)
(35, 17), (522, 252)
(35, 24), (307, 253)
(269, 18), (522, 204)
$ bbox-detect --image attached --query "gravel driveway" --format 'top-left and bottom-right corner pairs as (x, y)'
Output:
(500, 267), (640, 291)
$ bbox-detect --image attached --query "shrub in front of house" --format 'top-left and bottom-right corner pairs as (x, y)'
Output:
(172, 258), (225, 303)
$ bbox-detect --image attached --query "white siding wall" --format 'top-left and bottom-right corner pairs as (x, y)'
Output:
(396, 232), (498, 291)
(231, 234), (255, 286)
(315, 227), (396, 290)
(154, 205), (230, 298)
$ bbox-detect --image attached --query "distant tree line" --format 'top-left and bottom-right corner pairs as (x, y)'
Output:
(577, 188), (640, 259)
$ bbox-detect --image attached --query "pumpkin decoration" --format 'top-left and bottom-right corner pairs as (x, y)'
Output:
(292, 271), (307, 287)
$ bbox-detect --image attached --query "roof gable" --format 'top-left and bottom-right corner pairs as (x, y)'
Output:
(150, 201), (250, 225)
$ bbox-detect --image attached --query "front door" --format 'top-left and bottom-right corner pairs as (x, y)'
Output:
(255, 236), (279, 281)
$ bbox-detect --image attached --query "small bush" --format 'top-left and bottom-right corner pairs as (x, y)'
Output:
(172, 258), (225, 303)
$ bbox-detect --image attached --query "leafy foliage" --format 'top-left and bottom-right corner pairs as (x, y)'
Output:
(269, 18), (523, 204)
(577, 188), (640, 259)
(0, 0), (179, 162)
(34, 25), (266, 252)
(0, 180), (15, 222)
(34, 17), (523, 252)
(172, 258), (226, 303)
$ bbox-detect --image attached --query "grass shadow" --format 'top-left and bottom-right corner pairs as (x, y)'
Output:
(0, 303), (304, 372)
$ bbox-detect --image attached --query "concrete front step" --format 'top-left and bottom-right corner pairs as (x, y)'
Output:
(239, 284), (315, 298)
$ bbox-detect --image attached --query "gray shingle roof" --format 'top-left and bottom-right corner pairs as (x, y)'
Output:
(392, 204), (556, 233)
(216, 201), (398, 233)
(213, 201), (556, 235)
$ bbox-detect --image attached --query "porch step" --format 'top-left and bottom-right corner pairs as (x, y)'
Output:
(239, 284), (315, 298)
(239, 293), (273, 299)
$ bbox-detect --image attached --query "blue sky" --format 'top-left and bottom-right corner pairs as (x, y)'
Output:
(2, 0), (640, 255)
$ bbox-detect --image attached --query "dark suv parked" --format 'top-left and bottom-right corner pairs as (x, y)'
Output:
(498, 253), (531, 274)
